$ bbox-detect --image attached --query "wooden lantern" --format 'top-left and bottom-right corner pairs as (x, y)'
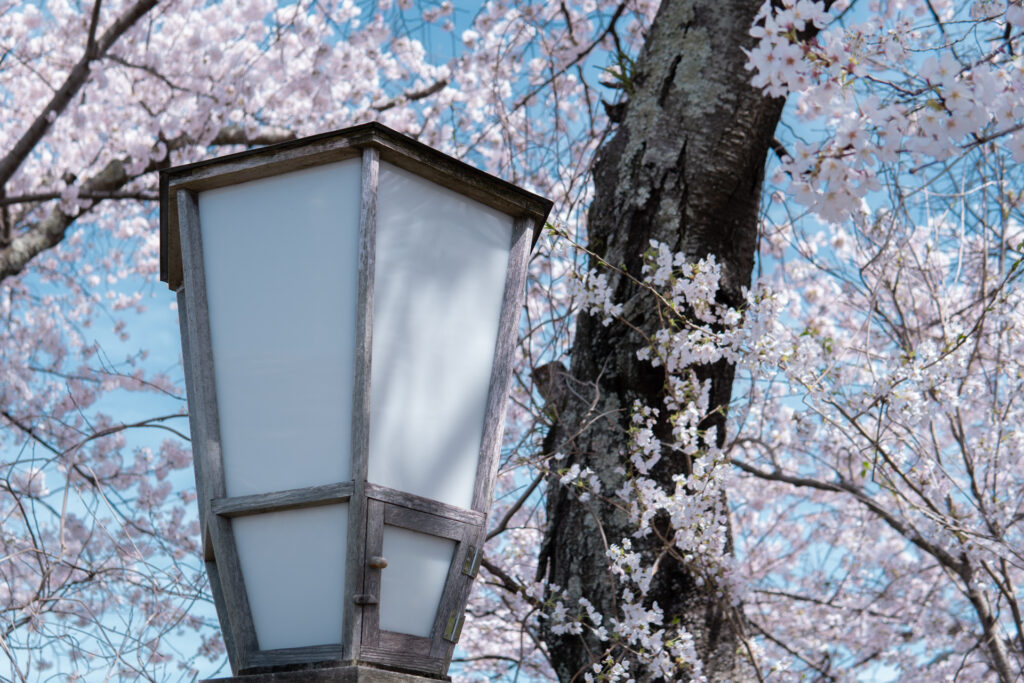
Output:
(160, 123), (552, 679)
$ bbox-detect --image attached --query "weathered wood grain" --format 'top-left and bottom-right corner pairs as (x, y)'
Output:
(344, 145), (380, 661)
(364, 484), (484, 527)
(471, 216), (532, 514)
(175, 290), (206, 530)
(358, 645), (446, 677)
(178, 189), (261, 669)
(211, 482), (354, 518)
(376, 632), (431, 658)
(382, 505), (471, 542)
(204, 664), (445, 682)
(205, 558), (241, 673)
(360, 499), (385, 648)
(429, 526), (479, 660)
(167, 143), (364, 194)
(203, 663), (445, 682)
(244, 644), (343, 671)
(209, 514), (260, 667)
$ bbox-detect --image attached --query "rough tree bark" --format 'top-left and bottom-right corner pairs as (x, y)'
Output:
(537, 0), (784, 679)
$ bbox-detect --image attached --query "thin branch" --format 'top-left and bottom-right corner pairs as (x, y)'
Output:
(730, 457), (967, 574)
(480, 556), (543, 609)
(747, 617), (837, 681)
(487, 471), (545, 540)
(372, 78), (450, 112)
(769, 136), (791, 162)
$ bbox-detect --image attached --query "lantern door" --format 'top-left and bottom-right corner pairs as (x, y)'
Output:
(356, 494), (484, 675)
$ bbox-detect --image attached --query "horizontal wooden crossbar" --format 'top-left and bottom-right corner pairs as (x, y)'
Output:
(211, 481), (355, 517)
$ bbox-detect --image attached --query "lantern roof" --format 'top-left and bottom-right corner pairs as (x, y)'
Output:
(159, 121), (553, 291)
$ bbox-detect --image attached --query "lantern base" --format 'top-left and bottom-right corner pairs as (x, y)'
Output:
(201, 664), (447, 683)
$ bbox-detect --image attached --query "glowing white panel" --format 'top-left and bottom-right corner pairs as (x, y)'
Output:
(199, 160), (361, 497)
(379, 525), (455, 636)
(369, 163), (513, 509)
(233, 504), (348, 650)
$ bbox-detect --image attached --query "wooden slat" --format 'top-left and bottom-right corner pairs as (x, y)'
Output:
(167, 143), (364, 194)
(202, 664), (442, 682)
(357, 645), (447, 677)
(376, 631), (431, 658)
(176, 290), (206, 531)
(243, 644), (343, 671)
(429, 525), (482, 660)
(364, 483), (485, 527)
(211, 482), (354, 518)
(382, 505), (467, 542)
(177, 189), (259, 668)
(205, 559), (241, 674)
(359, 499), (385, 649)
(176, 191), (225, 503)
(162, 171), (182, 290)
(372, 140), (548, 233)
(344, 146), (380, 661)
(352, 147), (379, 488)
(208, 514), (260, 666)
(471, 216), (532, 513)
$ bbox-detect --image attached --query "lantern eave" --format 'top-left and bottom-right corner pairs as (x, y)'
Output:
(159, 122), (554, 292)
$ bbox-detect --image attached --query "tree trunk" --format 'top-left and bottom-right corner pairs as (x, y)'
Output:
(537, 0), (784, 679)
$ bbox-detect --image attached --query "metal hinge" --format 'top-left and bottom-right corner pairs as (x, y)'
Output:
(461, 545), (481, 578)
(442, 611), (465, 643)
(353, 593), (378, 606)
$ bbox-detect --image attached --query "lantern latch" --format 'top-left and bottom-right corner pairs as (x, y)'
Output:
(369, 556), (388, 569)
(353, 593), (378, 606)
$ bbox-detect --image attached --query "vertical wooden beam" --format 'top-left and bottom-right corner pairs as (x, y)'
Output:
(177, 189), (260, 669)
(176, 290), (207, 532)
(471, 216), (532, 513)
(359, 500), (385, 649)
(429, 524), (481, 662)
(344, 146), (379, 661)
(205, 558), (241, 672)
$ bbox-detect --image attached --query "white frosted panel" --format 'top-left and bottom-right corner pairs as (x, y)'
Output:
(369, 163), (513, 509)
(379, 525), (455, 636)
(199, 160), (361, 497)
(233, 504), (348, 649)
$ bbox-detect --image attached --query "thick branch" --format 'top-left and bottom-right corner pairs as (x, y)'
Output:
(0, 191), (158, 206)
(0, 157), (155, 283)
(0, 0), (160, 189)
(0, 127), (294, 284)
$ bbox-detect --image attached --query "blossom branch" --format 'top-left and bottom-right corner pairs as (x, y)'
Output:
(0, 0), (160, 190)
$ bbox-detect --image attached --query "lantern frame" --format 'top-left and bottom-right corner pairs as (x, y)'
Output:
(160, 123), (552, 678)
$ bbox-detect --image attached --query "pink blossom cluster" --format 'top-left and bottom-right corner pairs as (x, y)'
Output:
(747, 0), (1024, 224)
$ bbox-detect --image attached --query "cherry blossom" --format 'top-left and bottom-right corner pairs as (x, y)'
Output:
(3, 0), (1024, 680)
